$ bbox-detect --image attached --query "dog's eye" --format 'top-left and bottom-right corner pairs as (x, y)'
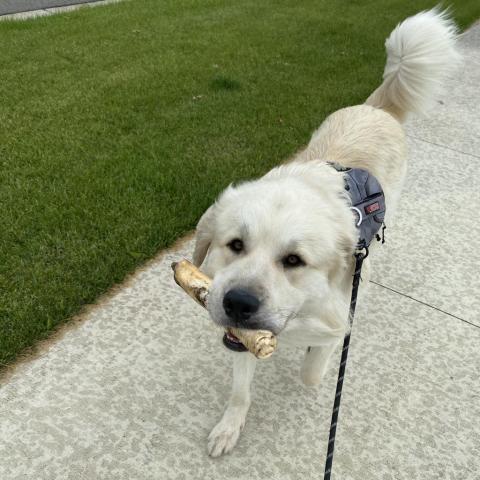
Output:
(282, 254), (305, 268)
(227, 238), (244, 253)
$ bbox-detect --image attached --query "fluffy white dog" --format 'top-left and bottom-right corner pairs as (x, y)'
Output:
(192, 8), (460, 457)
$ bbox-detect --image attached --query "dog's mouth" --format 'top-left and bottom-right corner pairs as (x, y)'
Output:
(222, 330), (248, 352)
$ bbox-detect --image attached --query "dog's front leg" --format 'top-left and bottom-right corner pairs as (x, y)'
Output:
(208, 351), (257, 457)
(300, 341), (340, 386)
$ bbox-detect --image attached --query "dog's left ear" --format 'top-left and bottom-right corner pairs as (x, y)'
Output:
(192, 204), (217, 267)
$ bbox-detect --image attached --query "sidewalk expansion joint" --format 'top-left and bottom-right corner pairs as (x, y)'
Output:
(407, 134), (480, 160)
(369, 280), (480, 330)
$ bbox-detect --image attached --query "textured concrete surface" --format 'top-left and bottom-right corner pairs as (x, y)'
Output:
(0, 20), (479, 480)
(372, 24), (480, 327)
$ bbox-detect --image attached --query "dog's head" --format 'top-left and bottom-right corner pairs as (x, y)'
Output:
(193, 163), (357, 335)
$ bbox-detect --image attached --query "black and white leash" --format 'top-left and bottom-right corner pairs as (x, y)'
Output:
(323, 246), (369, 480)
(320, 164), (385, 478)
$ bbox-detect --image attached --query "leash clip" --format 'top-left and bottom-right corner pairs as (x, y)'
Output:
(354, 242), (369, 261)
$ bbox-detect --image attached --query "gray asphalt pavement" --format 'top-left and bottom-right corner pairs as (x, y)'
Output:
(0, 0), (102, 15)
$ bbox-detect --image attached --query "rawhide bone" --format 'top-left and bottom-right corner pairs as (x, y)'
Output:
(171, 259), (277, 359)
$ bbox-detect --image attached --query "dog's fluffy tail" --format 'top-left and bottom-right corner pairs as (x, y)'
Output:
(366, 7), (461, 122)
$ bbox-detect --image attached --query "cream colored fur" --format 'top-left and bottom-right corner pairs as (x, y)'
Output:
(191, 8), (460, 456)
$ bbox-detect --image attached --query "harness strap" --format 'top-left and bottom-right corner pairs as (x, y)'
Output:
(324, 248), (368, 480)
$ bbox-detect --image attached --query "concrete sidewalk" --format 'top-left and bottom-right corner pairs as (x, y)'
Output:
(1, 22), (479, 480)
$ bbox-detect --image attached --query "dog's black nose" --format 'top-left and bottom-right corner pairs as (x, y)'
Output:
(223, 289), (260, 321)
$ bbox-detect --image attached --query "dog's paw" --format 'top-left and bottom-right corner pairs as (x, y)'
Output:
(300, 369), (323, 386)
(207, 409), (245, 457)
(300, 345), (338, 386)
(300, 354), (324, 386)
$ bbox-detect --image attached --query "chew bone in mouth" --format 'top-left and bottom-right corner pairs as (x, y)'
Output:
(171, 259), (277, 359)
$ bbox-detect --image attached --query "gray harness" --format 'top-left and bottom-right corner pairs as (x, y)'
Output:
(330, 162), (386, 248)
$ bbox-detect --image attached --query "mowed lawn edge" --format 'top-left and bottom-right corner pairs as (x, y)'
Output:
(1, 0), (479, 367)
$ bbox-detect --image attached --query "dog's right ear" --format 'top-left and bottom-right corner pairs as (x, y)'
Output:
(192, 204), (217, 267)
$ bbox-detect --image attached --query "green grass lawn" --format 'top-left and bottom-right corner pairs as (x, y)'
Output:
(1, 0), (479, 367)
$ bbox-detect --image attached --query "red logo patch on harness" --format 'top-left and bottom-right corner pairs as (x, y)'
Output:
(365, 202), (380, 214)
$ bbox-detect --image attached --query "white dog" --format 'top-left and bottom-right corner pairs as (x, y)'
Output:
(192, 8), (460, 457)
